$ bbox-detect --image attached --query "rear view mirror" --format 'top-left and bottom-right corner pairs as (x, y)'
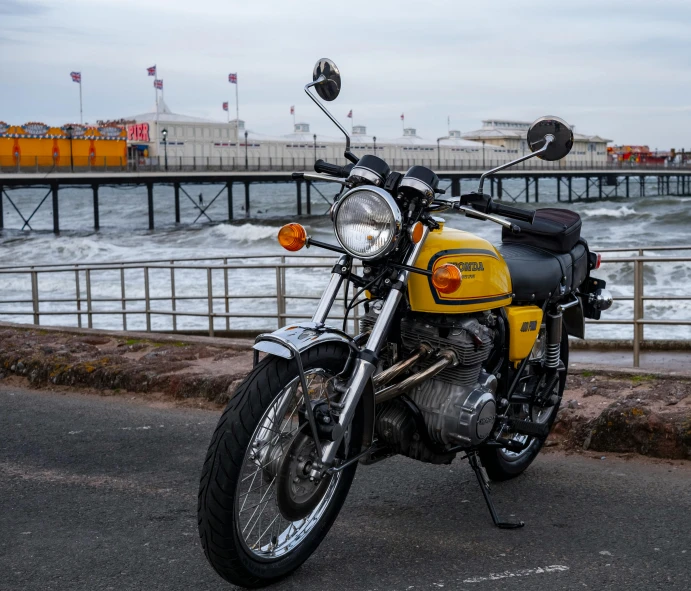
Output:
(312, 58), (341, 101)
(527, 116), (573, 161)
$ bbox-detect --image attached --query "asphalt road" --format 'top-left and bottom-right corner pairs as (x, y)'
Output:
(1, 386), (689, 591)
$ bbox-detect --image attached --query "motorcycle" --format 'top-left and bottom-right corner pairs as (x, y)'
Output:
(197, 58), (613, 588)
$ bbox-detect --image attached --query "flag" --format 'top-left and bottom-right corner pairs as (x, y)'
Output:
(400, 113), (404, 121)
(70, 71), (81, 83)
(228, 73), (237, 84)
(347, 110), (353, 118)
(290, 105), (294, 115)
(223, 102), (229, 111)
(147, 65), (156, 76)
(154, 79), (163, 90)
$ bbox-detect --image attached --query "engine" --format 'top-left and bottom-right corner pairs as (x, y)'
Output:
(361, 310), (499, 460)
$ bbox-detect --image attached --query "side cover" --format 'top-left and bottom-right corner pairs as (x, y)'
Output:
(408, 225), (513, 314)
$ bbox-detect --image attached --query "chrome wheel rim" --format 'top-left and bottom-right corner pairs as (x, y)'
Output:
(235, 369), (340, 561)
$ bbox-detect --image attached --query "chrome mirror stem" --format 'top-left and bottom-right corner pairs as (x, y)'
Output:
(305, 77), (358, 164)
(477, 135), (554, 194)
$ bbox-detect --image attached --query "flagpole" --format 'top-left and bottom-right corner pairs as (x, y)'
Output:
(235, 77), (240, 165)
(79, 77), (83, 124)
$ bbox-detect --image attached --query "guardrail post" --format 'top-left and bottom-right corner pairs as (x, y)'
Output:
(207, 267), (214, 337)
(170, 264), (177, 332)
(75, 268), (82, 328)
(632, 253), (644, 367)
(120, 267), (127, 331)
(31, 270), (40, 325)
(144, 267), (151, 332)
(223, 258), (230, 332)
(85, 269), (93, 329)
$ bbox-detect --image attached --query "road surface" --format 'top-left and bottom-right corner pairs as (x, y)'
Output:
(1, 385), (689, 590)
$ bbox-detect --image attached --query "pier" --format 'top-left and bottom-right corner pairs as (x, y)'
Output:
(1, 167), (690, 233)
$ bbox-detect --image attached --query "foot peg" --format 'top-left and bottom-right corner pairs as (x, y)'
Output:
(467, 452), (524, 529)
(506, 418), (550, 439)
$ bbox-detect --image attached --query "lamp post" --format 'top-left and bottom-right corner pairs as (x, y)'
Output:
(244, 130), (249, 170)
(161, 128), (168, 171)
(313, 133), (317, 163)
(66, 125), (74, 172)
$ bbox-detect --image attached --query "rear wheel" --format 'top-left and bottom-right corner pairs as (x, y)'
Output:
(480, 326), (569, 481)
(197, 344), (361, 588)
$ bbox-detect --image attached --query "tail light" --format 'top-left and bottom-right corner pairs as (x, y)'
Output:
(588, 251), (602, 270)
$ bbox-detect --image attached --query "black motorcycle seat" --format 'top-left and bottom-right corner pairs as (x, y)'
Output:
(496, 241), (588, 302)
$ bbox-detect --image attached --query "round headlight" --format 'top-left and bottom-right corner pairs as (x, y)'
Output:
(333, 187), (402, 260)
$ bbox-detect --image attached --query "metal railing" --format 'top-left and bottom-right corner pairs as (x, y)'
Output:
(2, 155), (691, 174)
(0, 247), (689, 367)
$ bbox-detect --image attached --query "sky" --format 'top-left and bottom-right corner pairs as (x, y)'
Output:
(1, 0), (690, 148)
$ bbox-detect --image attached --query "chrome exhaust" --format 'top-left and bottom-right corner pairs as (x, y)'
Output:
(375, 349), (458, 404)
(372, 344), (432, 389)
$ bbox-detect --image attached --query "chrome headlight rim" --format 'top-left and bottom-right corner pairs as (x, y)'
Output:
(332, 186), (402, 261)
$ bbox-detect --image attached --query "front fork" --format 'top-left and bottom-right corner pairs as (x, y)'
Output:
(312, 228), (430, 475)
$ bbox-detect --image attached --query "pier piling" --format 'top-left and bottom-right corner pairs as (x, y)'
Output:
(244, 182), (250, 217)
(306, 181), (312, 215)
(296, 181), (302, 216)
(226, 182), (233, 220)
(146, 183), (154, 230)
(451, 178), (460, 197)
(525, 178), (529, 203)
(497, 178), (503, 200)
(0, 184), (4, 230)
(174, 183), (181, 224)
(534, 177), (539, 202)
(92, 184), (99, 230)
(626, 176), (629, 198)
(51, 183), (59, 234)
(568, 177), (572, 202)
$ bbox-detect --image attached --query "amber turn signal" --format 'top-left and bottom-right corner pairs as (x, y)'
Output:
(432, 264), (462, 294)
(278, 223), (307, 252)
(410, 221), (424, 244)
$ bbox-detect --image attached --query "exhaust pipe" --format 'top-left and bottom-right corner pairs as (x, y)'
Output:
(373, 344), (432, 389)
(375, 349), (458, 404)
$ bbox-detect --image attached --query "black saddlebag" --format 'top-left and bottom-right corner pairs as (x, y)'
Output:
(501, 207), (582, 254)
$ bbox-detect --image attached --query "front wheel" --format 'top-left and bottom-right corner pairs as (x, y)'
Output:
(197, 344), (361, 588)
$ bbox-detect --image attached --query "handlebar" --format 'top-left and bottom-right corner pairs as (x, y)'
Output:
(314, 159), (353, 178)
(489, 202), (536, 223)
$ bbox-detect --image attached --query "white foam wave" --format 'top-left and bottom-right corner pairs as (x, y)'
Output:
(208, 223), (280, 242)
(582, 206), (638, 218)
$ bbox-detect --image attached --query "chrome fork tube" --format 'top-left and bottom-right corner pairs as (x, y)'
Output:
(316, 228), (430, 472)
(312, 255), (349, 325)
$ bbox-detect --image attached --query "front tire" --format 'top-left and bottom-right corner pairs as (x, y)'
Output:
(197, 344), (360, 588)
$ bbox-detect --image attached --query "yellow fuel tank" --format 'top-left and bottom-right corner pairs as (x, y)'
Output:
(408, 224), (513, 314)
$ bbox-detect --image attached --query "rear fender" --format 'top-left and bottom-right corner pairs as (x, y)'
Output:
(253, 322), (376, 448)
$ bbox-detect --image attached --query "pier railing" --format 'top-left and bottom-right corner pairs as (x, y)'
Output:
(2, 155), (691, 174)
(0, 247), (689, 367)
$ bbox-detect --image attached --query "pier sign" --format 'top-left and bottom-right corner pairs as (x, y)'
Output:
(127, 123), (150, 143)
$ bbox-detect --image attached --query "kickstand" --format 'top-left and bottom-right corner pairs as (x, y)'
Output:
(466, 452), (524, 529)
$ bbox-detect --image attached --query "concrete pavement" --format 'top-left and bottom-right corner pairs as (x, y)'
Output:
(1, 385), (689, 590)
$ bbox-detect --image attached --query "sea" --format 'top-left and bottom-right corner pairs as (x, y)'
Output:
(0, 177), (689, 340)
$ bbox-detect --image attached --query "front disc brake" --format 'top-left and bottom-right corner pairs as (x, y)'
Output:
(275, 431), (332, 521)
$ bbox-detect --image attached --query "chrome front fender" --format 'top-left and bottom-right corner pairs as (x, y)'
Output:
(253, 322), (358, 361)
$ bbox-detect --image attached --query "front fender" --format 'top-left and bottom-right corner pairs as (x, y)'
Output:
(253, 322), (376, 449)
(253, 322), (357, 360)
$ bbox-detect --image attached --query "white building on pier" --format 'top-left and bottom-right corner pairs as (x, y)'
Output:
(123, 102), (609, 169)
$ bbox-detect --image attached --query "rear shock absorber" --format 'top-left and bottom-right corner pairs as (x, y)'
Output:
(545, 310), (562, 370)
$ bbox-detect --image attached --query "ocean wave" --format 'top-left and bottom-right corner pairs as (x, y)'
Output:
(208, 223), (282, 242)
(582, 206), (639, 218)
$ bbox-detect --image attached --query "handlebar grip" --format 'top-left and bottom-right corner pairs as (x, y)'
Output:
(490, 202), (536, 223)
(314, 159), (350, 177)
